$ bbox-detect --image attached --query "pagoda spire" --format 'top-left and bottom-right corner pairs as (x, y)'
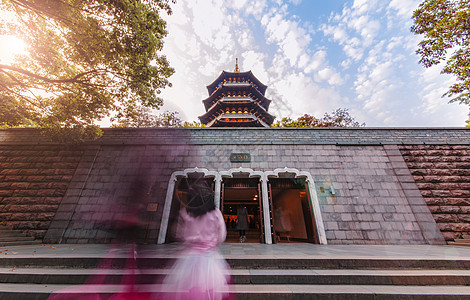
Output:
(234, 58), (239, 73)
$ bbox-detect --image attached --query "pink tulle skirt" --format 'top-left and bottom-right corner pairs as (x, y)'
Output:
(161, 248), (231, 300)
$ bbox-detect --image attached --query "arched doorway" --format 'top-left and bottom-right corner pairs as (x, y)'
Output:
(269, 177), (317, 243)
(158, 168), (327, 245)
(266, 168), (327, 244)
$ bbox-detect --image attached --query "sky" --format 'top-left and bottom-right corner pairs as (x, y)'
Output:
(158, 0), (469, 127)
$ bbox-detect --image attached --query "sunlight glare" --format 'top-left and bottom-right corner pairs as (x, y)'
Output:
(0, 35), (27, 64)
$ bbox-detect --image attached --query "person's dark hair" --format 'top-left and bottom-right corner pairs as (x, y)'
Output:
(186, 180), (216, 217)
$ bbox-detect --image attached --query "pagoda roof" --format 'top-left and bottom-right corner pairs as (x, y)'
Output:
(206, 71), (267, 95)
(202, 84), (271, 111)
(199, 100), (275, 125)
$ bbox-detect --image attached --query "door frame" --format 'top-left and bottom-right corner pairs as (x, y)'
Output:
(158, 167), (327, 245)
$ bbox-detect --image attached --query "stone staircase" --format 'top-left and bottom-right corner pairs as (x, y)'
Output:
(0, 229), (42, 247)
(449, 234), (470, 247)
(1, 245), (470, 299)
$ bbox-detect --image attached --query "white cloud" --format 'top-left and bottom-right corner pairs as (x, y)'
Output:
(261, 7), (343, 87)
(262, 11), (311, 67)
(288, 0), (302, 5)
(242, 51), (269, 82)
(352, 0), (379, 15)
(155, 0), (468, 127)
(316, 67), (344, 86)
(269, 72), (341, 119)
(304, 50), (327, 73)
(387, 0), (421, 18)
(227, 0), (249, 10)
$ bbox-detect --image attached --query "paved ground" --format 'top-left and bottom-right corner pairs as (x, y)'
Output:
(1, 243), (470, 260)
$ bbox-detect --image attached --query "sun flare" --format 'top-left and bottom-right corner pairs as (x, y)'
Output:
(0, 35), (27, 64)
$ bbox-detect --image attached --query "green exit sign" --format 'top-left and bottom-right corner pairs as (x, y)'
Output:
(230, 153), (251, 162)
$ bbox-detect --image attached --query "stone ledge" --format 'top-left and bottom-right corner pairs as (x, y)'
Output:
(1, 128), (470, 146)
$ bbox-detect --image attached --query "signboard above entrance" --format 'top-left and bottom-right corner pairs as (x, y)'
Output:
(230, 153), (251, 162)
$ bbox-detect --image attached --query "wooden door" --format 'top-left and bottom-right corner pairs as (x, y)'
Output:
(304, 182), (318, 243)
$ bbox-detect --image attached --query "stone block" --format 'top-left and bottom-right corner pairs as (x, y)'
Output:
(412, 205), (433, 213)
(441, 231), (459, 241)
(404, 189), (424, 197)
(394, 168), (412, 175)
(364, 231), (381, 240)
(451, 190), (470, 197)
(325, 231), (335, 240)
(334, 230), (346, 239)
(372, 214), (384, 221)
(414, 212), (436, 223)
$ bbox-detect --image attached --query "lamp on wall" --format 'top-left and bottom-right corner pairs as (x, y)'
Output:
(320, 185), (335, 195)
(330, 186), (336, 195)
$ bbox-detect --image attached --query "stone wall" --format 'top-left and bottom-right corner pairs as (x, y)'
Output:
(399, 145), (470, 242)
(44, 144), (185, 244)
(1, 128), (469, 245)
(318, 144), (438, 244)
(42, 142), (444, 245)
(0, 145), (84, 239)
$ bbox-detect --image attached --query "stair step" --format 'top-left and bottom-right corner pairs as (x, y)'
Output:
(1, 268), (470, 285)
(0, 231), (30, 238)
(2, 256), (470, 270)
(1, 245), (470, 299)
(448, 242), (470, 247)
(0, 240), (42, 247)
(1, 283), (470, 299)
(453, 239), (470, 244)
(0, 236), (36, 242)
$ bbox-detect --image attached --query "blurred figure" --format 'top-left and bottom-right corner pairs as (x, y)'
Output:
(274, 205), (292, 243)
(162, 179), (232, 300)
(236, 204), (249, 243)
(48, 178), (153, 300)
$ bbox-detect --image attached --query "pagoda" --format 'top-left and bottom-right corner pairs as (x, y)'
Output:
(199, 60), (275, 127)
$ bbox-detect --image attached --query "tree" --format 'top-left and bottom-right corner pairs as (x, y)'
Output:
(0, 0), (175, 142)
(411, 0), (470, 111)
(114, 108), (181, 128)
(114, 107), (205, 128)
(272, 108), (365, 128)
(181, 120), (205, 127)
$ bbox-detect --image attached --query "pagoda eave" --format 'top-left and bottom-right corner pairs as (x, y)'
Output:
(199, 100), (274, 125)
(202, 85), (271, 111)
(206, 114), (270, 128)
(206, 70), (267, 95)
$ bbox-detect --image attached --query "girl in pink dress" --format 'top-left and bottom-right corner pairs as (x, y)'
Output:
(162, 182), (232, 300)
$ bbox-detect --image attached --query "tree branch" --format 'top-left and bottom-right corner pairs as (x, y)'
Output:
(0, 69), (27, 87)
(0, 64), (110, 87)
(0, 82), (41, 109)
(10, 0), (75, 26)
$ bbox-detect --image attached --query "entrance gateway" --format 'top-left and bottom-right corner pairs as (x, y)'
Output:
(158, 167), (327, 245)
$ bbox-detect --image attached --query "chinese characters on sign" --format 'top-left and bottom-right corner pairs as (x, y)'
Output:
(230, 153), (251, 162)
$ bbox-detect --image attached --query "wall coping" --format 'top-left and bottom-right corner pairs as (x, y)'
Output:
(1, 127), (469, 146)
